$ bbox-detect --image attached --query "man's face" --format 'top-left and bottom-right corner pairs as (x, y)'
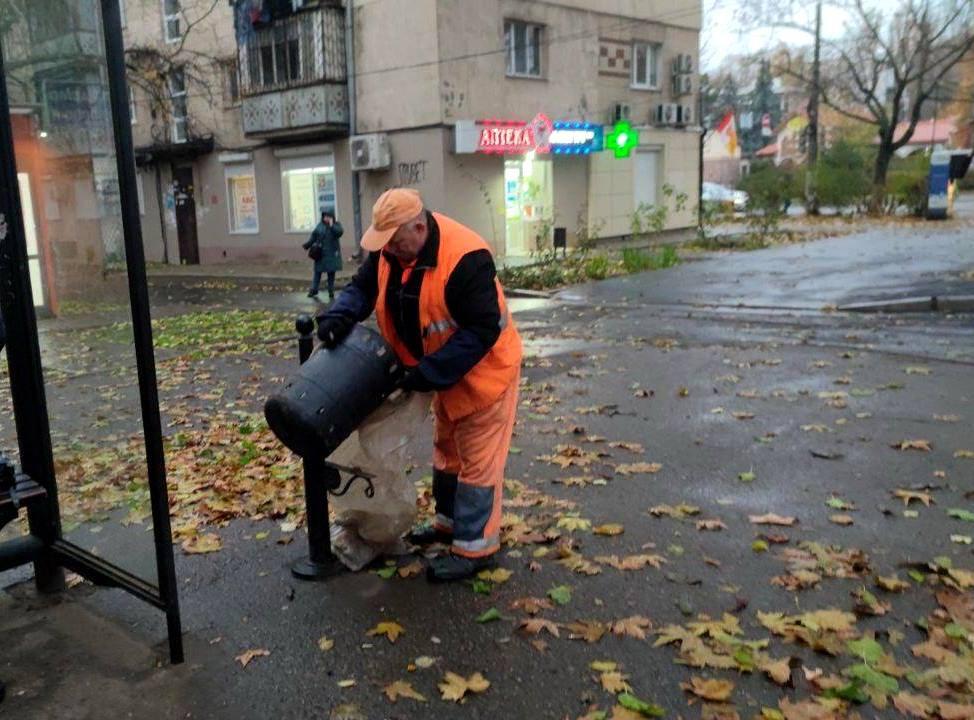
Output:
(385, 217), (428, 261)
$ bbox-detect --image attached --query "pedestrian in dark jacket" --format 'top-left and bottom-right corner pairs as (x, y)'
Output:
(302, 211), (344, 299)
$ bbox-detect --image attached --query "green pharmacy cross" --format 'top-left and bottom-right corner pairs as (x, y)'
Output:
(606, 121), (640, 158)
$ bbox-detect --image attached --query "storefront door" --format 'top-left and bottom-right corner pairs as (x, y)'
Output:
(504, 154), (552, 256)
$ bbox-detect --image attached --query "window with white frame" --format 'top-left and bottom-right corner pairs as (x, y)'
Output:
(162, 0), (181, 43)
(632, 42), (659, 89)
(226, 163), (259, 233)
(504, 20), (543, 78)
(168, 69), (187, 143)
(281, 155), (336, 233)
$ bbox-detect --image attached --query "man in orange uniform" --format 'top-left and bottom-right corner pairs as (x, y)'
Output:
(316, 188), (522, 582)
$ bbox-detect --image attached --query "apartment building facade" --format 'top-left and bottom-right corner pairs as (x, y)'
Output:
(126, 0), (701, 265)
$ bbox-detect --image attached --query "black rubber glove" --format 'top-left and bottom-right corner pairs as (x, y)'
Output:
(400, 366), (437, 393)
(316, 315), (354, 349)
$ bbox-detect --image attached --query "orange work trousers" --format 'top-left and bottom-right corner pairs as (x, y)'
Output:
(431, 373), (519, 558)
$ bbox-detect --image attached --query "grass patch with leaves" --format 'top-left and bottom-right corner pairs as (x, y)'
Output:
(498, 246), (681, 291)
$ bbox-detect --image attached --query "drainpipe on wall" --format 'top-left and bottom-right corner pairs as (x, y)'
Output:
(345, 0), (363, 260)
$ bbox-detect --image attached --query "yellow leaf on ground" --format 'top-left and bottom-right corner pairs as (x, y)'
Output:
(590, 660), (618, 672)
(893, 489), (934, 506)
(876, 574), (910, 592)
(317, 635), (334, 651)
(593, 523), (625, 536)
(182, 532), (222, 554)
(892, 439), (932, 451)
(829, 514), (854, 526)
(383, 680), (427, 703)
(893, 692), (936, 718)
(749, 513), (797, 526)
(477, 568), (513, 584)
(337, 679), (356, 688)
(615, 462), (663, 475)
(955, 450), (974, 459)
(367, 621), (404, 643)
(557, 515), (592, 532)
(600, 670), (631, 693)
(938, 701), (974, 720)
(438, 671), (490, 702)
(565, 620), (608, 643)
(697, 519), (727, 531)
(235, 648), (270, 667)
(518, 617), (561, 637)
(611, 615), (653, 640)
(683, 676), (734, 702)
(759, 657), (792, 685)
(397, 561), (423, 578)
(649, 503), (699, 518)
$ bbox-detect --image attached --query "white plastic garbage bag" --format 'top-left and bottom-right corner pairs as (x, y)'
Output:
(327, 390), (432, 570)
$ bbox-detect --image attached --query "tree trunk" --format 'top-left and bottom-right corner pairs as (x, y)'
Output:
(869, 143), (894, 215)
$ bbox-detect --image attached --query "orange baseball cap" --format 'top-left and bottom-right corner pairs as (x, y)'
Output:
(360, 188), (424, 251)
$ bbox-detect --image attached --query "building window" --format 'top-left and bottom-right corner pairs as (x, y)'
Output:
(247, 21), (301, 91)
(223, 60), (241, 107)
(281, 155), (335, 233)
(226, 163), (259, 234)
(168, 69), (187, 143)
(162, 0), (181, 43)
(129, 86), (137, 124)
(505, 20), (543, 78)
(632, 42), (659, 89)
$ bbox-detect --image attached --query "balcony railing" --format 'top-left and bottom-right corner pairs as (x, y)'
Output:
(238, 6), (346, 97)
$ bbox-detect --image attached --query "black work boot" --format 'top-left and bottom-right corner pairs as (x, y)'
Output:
(426, 553), (497, 583)
(406, 524), (452, 546)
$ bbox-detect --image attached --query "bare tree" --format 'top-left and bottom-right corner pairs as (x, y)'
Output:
(740, 0), (974, 211)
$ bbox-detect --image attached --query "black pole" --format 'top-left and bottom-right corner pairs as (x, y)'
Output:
(805, 0), (822, 216)
(291, 314), (343, 581)
(100, 0), (183, 664)
(0, 22), (64, 595)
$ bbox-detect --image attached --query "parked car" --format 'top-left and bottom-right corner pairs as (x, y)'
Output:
(702, 182), (749, 211)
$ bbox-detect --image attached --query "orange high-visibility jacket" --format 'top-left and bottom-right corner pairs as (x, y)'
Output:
(375, 212), (522, 420)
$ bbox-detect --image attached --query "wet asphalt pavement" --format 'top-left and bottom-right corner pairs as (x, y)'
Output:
(2, 223), (974, 719)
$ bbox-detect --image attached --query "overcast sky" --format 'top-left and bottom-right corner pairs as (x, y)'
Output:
(701, 0), (851, 72)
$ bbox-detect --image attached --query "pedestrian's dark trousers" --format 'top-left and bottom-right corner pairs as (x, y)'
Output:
(311, 271), (336, 295)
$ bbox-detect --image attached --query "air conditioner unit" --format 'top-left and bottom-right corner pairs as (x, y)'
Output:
(671, 53), (693, 75)
(654, 103), (677, 125)
(612, 102), (631, 123)
(349, 133), (391, 171)
(678, 105), (694, 125)
(672, 75), (693, 97)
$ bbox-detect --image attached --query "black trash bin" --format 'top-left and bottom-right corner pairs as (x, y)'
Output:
(264, 325), (403, 458)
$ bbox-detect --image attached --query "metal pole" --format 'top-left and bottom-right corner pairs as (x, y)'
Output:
(0, 21), (64, 595)
(100, 0), (183, 664)
(291, 314), (343, 581)
(345, 0), (363, 261)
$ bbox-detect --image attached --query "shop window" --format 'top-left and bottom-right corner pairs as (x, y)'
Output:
(162, 0), (181, 43)
(505, 20), (543, 78)
(168, 68), (187, 143)
(226, 163), (259, 234)
(281, 155), (335, 233)
(632, 42), (659, 90)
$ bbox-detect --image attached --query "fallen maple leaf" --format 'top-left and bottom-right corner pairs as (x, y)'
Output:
(938, 701), (974, 720)
(593, 523), (625, 536)
(893, 692), (936, 718)
(235, 648), (270, 667)
(682, 676), (735, 702)
(367, 621), (404, 643)
(615, 462), (663, 475)
(954, 449), (974, 459)
(438, 671), (489, 702)
(383, 680), (427, 703)
(649, 503), (700, 518)
(595, 554), (666, 571)
(565, 620), (607, 643)
(697, 519), (727, 531)
(518, 617), (561, 637)
(749, 513), (797, 526)
(317, 635), (334, 651)
(829, 514), (854, 526)
(510, 596), (553, 615)
(600, 670), (632, 693)
(609, 441), (645, 453)
(397, 561), (423, 578)
(759, 657), (792, 685)
(477, 568), (513, 584)
(893, 489), (934, 506)
(611, 615), (653, 640)
(892, 439), (932, 452)
(876, 574), (910, 592)
(182, 532), (222, 554)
